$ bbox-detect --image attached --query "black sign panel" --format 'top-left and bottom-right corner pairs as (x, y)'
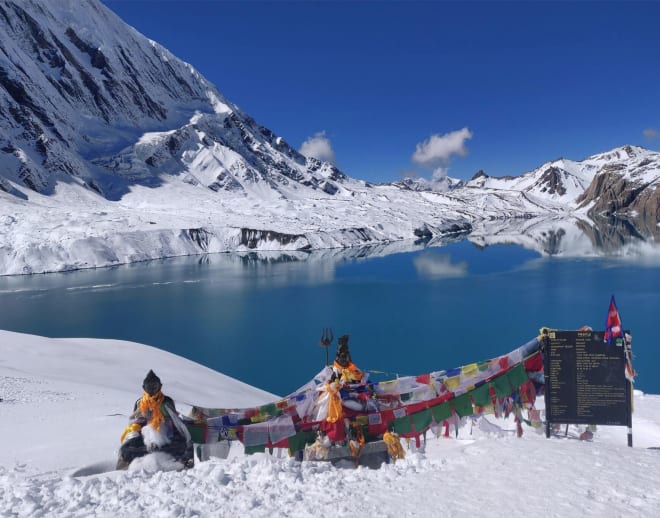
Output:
(544, 330), (630, 426)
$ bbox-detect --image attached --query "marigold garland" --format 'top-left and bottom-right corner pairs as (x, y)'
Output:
(139, 390), (165, 431)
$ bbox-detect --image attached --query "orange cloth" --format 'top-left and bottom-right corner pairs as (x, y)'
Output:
(138, 390), (165, 431)
(326, 380), (343, 423)
(333, 360), (363, 382)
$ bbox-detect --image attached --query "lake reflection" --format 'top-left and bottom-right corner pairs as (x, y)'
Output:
(1, 232), (659, 396)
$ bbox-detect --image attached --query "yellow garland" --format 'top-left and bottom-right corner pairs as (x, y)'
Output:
(138, 390), (165, 431)
(120, 422), (142, 443)
(383, 430), (406, 462)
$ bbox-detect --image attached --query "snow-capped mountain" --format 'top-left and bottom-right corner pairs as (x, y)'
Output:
(0, 0), (658, 276)
(464, 145), (659, 220)
(0, 0), (347, 201)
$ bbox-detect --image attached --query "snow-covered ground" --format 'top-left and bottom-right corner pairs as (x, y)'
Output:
(1, 329), (659, 517)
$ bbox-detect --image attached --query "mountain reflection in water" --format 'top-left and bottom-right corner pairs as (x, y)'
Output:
(0, 217), (658, 396)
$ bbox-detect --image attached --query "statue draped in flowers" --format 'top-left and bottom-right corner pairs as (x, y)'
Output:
(332, 334), (363, 383)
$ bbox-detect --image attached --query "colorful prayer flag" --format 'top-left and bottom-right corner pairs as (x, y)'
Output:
(443, 374), (461, 390)
(393, 415), (413, 435)
(451, 393), (474, 417)
(411, 409), (432, 432)
(604, 295), (622, 345)
(492, 374), (512, 398)
(461, 363), (478, 378)
(470, 383), (492, 407)
(431, 402), (452, 423)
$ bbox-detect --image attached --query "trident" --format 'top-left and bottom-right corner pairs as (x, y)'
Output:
(320, 327), (334, 366)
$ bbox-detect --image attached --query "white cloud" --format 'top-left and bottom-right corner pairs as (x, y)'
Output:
(411, 127), (473, 167)
(428, 167), (450, 191)
(431, 166), (448, 181)
(299, 131), (336, 164)
(643, 128), (658, 140)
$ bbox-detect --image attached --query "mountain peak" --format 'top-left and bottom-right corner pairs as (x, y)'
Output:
(584, 145), (651, 163)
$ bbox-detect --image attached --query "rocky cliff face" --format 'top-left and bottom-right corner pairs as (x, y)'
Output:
(576, 147), (660, 221)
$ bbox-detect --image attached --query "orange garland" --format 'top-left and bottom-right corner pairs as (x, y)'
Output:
(138, 390), (165, 431)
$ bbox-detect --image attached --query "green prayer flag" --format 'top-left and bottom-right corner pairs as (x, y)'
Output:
(393, 415), (413, 435)
(507, 364), (529, 388)
(411, 408), (432, 432)
(451, 393), (474, 417)
(492, 373), (513, 398)
(290, 431), (316, 452)
(431, 402), (452, 423)
(470, 383), (492, 407)
(185, 423), (205, 444)
(261, 403), (278, 416)
(244, 444), (266, 455)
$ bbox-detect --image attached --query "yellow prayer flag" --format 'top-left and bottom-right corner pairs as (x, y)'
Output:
(461, 363), (478, 378)
(443, 375), (461, 390)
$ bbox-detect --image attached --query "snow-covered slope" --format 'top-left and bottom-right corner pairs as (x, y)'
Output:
(2, 329), (660, 517)
(0, 0), (658, 276)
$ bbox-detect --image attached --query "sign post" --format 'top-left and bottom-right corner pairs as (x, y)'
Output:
(543, 329), (632, 446)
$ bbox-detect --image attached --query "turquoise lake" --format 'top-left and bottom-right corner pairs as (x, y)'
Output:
(1, 240), (658, 396)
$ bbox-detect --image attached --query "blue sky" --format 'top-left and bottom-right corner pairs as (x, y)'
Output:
(103, 1), (660, 183)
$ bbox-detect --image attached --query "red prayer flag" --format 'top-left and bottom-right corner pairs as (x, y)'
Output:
(604, 295), (622, 345)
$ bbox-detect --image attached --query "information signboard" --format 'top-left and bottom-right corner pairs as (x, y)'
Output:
(543, 330), (631, 433)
